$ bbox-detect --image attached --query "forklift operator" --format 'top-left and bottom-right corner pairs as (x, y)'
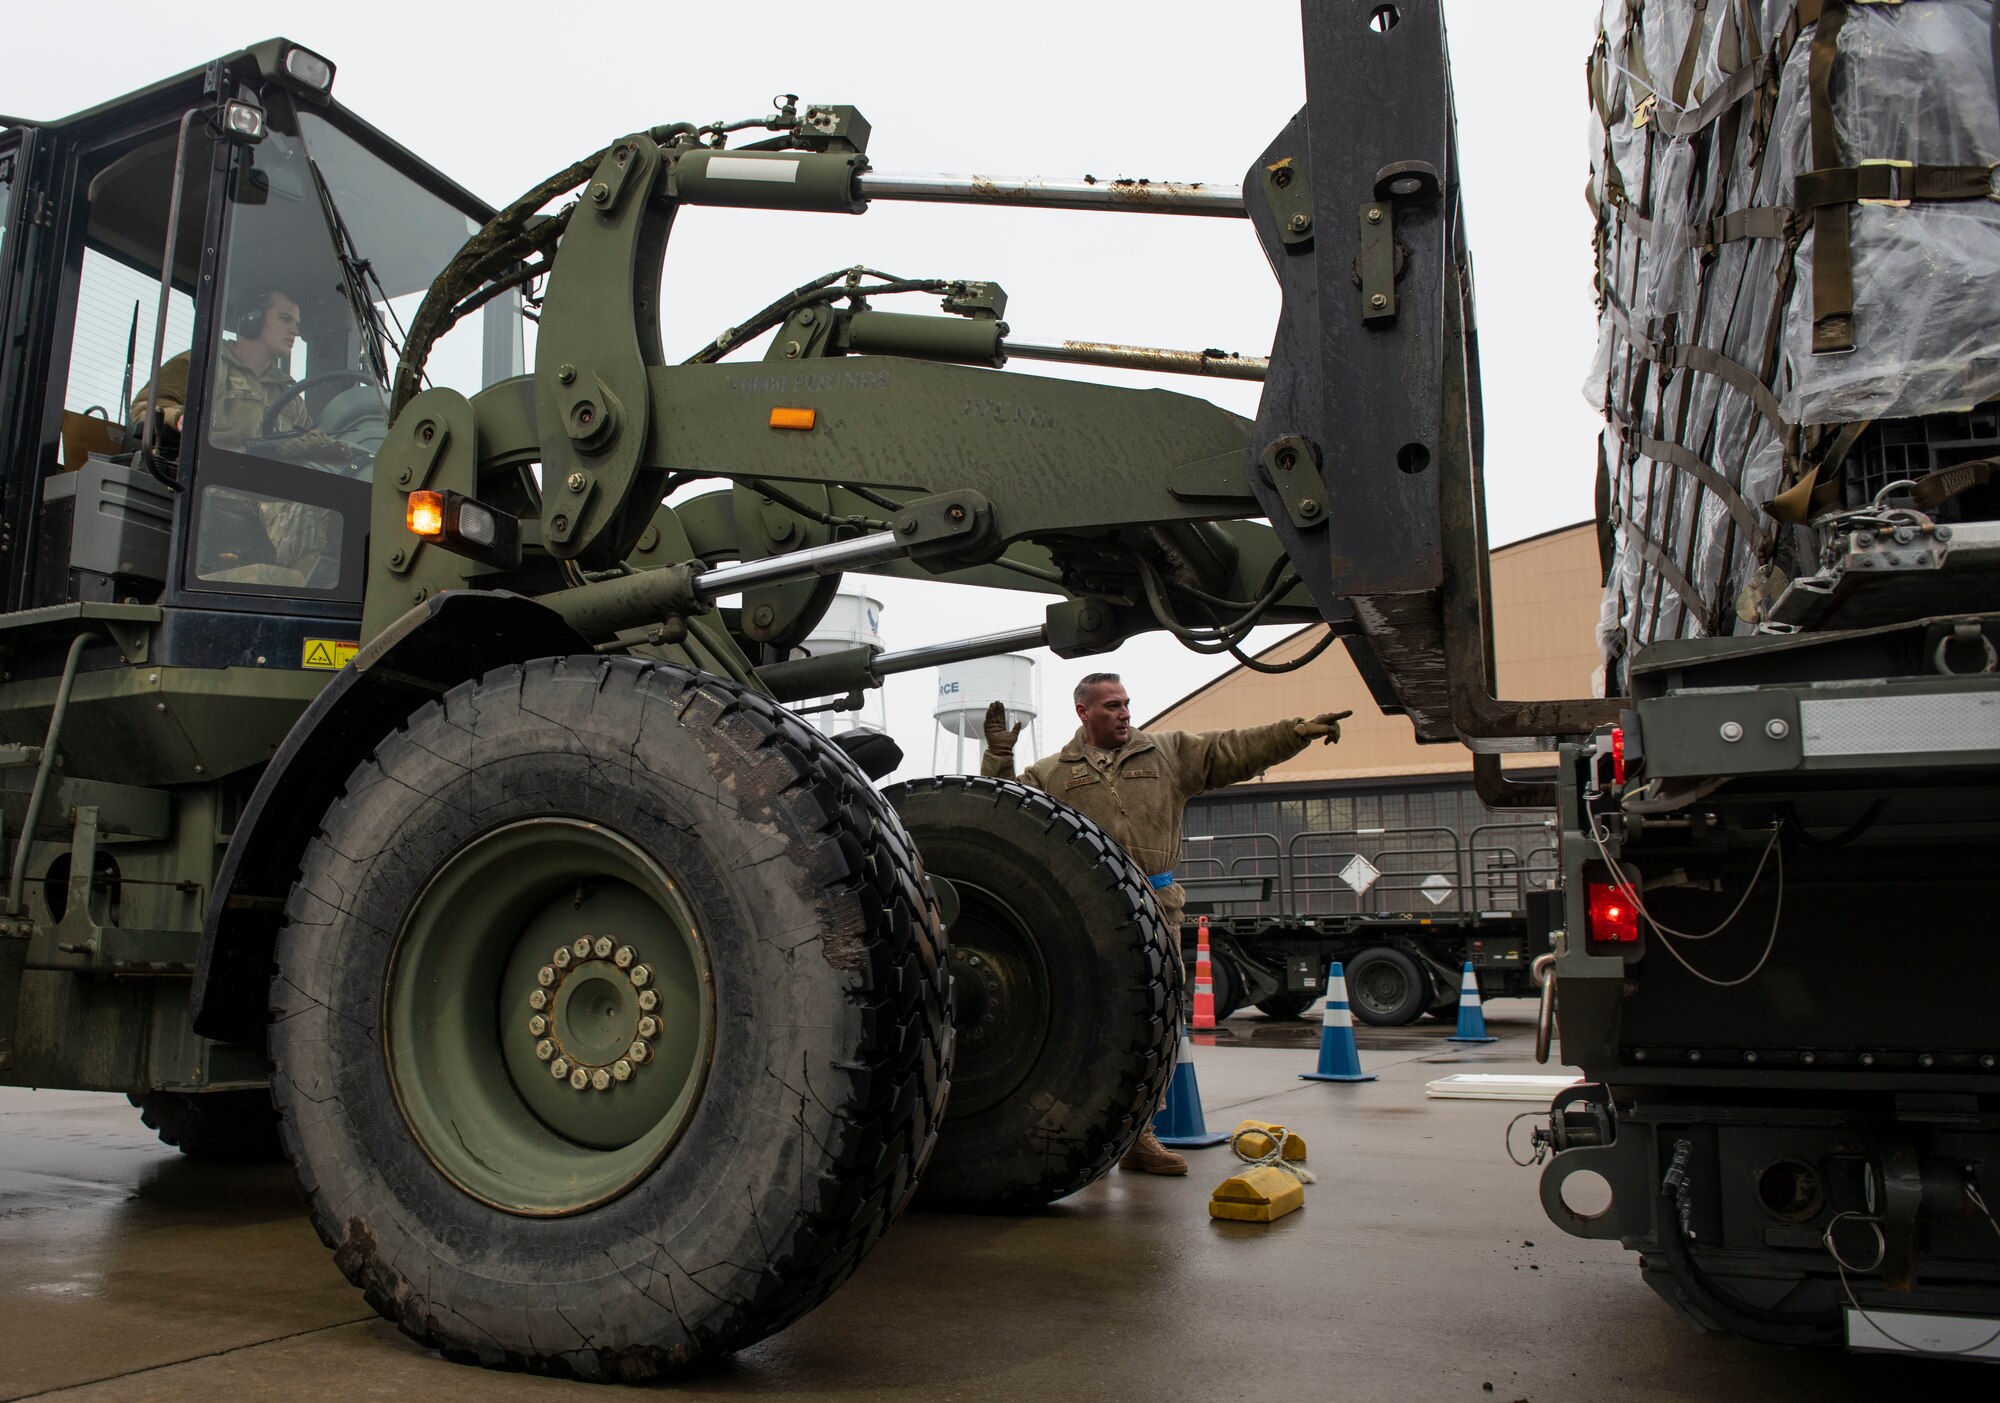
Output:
(982, 672), (1350, 1174)
(129, 287), (366, 469)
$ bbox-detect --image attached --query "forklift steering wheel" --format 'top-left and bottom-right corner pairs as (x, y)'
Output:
(260, 369), (380, 437)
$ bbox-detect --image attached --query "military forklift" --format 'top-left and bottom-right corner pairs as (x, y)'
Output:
(0, 31), (1352, 1382)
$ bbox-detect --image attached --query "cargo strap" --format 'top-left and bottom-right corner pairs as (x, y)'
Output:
(1656, 55), (1777, 136)
(1660, 344), (1789, 439)
(1764, 418), (1868, 524)
(1687, 204), (1797, 250)
(1602, 187), (1656, 243)
(1910, 456), (1997, 513)
(1621, 514), (1711, 623)
(1794, 162), (1998, 210)
(1611, 412), (1769, 549)
(1669, 0), (1713, 120)
(1805, 0), (1854, 352)
(1147, 871), (1175, 891)
(1597, 290), (1791, 442)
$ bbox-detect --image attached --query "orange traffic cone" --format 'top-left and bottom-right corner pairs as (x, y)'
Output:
(1192, 917), (1217, 1030)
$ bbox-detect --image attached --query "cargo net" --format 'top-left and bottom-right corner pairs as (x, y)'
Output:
(1584, 0), (2000, 681)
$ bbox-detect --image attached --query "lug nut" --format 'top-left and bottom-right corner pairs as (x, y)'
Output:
(613, 1059), (633, 1082)
(550, 1057), (571, 1078)
(537, 965), (557, 987)
(630, 964), (652, 988)
(591, 1068), (612, 1091)
(535, 1038), (555, 1061)
(570, 1067), (590, 1090)
(529, 988), (549, 1010)
(553, 947), (573, 969)
(614, 945), (635, 969)
(572, 937), (592, 959)
(629, 1040), (651, 1064)
(593, 936), (614, 959)
(638, 989), (659, 1012)
(529, 1015), (548, 1036)
(637, 1015), (660, 1038)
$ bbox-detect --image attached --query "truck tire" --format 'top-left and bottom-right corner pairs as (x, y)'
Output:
(883, 776), (1179, 1210)
(1255, 991), (1318, 1021)
(128, 1089), (282, 1160)
(268, 657), (949, 1381)
(1206, 947), (1247, 1021)
(1345, 947), (1428, 1026)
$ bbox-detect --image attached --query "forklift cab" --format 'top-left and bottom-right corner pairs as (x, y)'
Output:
(0, 40), (524, 627)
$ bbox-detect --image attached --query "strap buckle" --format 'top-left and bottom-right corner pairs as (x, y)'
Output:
(1856, 158), (1913, 208)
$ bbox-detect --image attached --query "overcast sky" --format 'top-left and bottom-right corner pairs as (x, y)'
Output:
(14, 1), (1604, 777)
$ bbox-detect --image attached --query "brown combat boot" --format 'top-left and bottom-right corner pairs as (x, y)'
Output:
(1119, 1126), (1189, 1175)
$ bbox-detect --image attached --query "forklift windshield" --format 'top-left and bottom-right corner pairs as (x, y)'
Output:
(180, 105), (522, 599)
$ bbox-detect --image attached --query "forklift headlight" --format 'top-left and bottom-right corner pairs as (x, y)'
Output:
(282, 46), (336, 94)
(221, 100), (267, 144)
(406, 489), (521, 571)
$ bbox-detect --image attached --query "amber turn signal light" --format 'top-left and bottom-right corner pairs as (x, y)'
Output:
(403, 489), (521, 571)
(407, 491), (445, 537)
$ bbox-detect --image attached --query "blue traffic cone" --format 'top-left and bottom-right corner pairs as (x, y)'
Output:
(1300, 962), (1377, 1083)
(1446, 961), (1499, 1044)
(1153, 1023), (1228, 1147)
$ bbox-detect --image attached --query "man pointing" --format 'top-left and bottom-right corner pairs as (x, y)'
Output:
(981, 671), (1350, 1174)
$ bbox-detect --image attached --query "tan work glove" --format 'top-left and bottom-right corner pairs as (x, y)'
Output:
(983, 700), (1025, 756)
(1294, 710), (1354, 745)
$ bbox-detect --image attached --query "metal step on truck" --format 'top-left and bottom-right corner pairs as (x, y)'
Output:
(1176, 808), (1557, 1025)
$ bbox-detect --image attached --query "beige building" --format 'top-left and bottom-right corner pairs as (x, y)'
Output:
(1144, 521), (1603, 782)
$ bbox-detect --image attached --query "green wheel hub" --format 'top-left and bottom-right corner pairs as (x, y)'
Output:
(385, 818), (714, 1215)
(944, 881), (1051, 1117)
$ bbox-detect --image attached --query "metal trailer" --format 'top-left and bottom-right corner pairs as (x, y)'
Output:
(1177, 809), (1557, 1024)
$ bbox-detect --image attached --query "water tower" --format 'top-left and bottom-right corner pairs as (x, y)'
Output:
(795, 591), (888, 734)
(934, 654), (1039, 774)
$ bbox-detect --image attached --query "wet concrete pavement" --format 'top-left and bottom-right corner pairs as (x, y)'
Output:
(3, 1002), (1987, 1400)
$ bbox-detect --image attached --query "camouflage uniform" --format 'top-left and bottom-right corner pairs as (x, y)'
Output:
(982, 719), (1312, 931)
(132, 342), (350, 586)
(131, 341), (319, 453)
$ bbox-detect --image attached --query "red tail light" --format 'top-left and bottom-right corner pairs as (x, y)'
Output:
(1611, 726), (1626, 786)
(1587, 883), (1640, 942)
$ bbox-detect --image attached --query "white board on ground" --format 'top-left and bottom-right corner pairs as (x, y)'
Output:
(1424, 1074), (1582, 1102)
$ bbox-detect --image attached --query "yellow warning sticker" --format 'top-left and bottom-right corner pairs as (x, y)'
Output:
(302, 639), (360, 671)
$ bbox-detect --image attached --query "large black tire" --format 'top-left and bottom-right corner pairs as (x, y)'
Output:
(1255, 991), (1318, 1021)
(1345, 946), (1429, 1026)
(268, 658), (950, 1381)
(128, 1089), (282, 1160)
(1210, 948), (1246, 1021)
(883, 776), (1179, 1210)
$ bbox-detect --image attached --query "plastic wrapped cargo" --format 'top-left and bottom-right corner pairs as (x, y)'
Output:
(1584, 0), (2000, 683)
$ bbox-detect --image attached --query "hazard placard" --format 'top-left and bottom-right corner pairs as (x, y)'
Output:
(302, 639), (360, 671)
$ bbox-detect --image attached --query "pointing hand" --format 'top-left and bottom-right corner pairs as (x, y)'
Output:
(1295, 710), (1354, 745)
